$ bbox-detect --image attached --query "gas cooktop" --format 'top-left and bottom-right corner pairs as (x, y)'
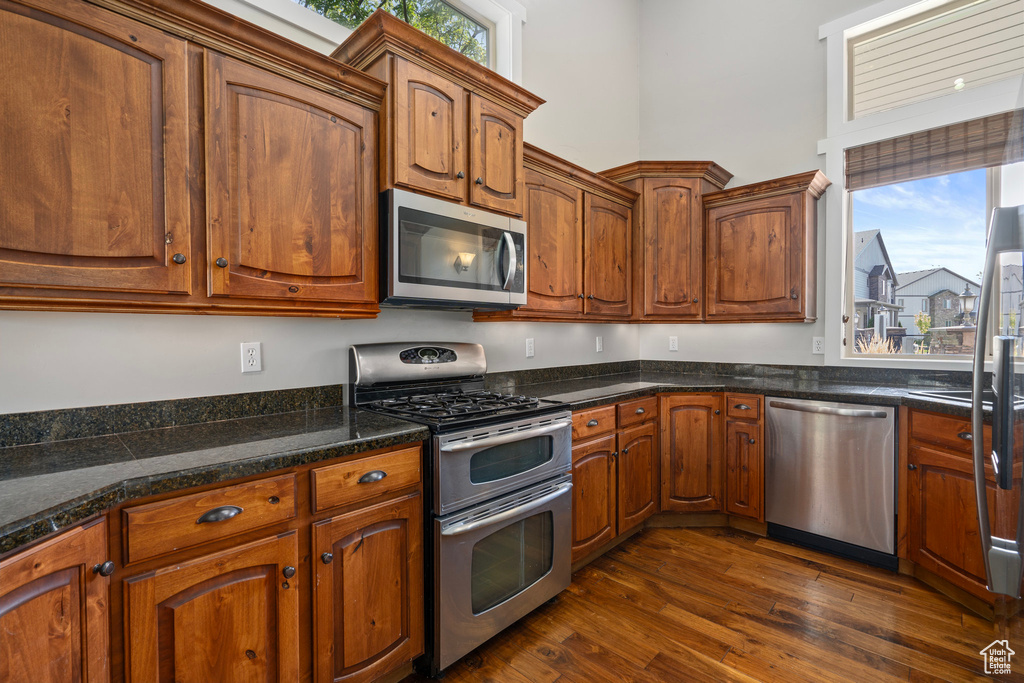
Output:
(365, 389), (563, 426)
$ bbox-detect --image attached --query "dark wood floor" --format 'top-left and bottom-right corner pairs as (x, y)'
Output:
(406, 527), (1024, 682)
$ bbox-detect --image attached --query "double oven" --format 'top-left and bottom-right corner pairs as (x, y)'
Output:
(350, 342), (572, 674)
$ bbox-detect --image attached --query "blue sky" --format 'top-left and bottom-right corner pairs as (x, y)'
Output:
(852, 168), (987, 280)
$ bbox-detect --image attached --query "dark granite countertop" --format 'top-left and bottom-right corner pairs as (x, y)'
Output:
(0, 364), (989, 556)
(0, 406), (429, 555)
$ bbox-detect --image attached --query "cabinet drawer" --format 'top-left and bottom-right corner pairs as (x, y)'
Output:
(617, 397), (657, 428)
(572, 405), (617, 440)
(909, 409), (984, 455)
(726, 394), (761, 421)
(123, 474), (297, 564)
(312, 446), (421, 512)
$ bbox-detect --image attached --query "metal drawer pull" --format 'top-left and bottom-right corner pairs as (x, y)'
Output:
(196, 505), (243, 524)
(635, 408), (645, 415)
(734, 404), (751, 410)
(358, 470), (387, 484)
(442, 483), (572, 537)
(958, 431), (973, 441)
(587, 419), (599, 427)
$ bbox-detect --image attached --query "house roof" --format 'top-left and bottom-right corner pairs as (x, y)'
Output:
(895, 267), (980, 292)
(854, 230), (898, 286)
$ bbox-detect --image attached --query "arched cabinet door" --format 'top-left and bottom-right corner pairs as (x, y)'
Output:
(469, 94), (524, 216)
(571, 434), (617, 563)
(659, 394), (723, 513)
(205, 52), (377, 304)
(0, 0), (190, 296)
(523, 168), (584, 315)
(584, 194), (632, 318)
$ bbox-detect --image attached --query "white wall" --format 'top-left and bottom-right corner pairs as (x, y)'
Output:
(0, 2), (642, 414)
(635, 0), (878, 366)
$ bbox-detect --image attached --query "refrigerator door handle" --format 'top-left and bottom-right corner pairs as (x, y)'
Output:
(971, 205), (1024, 597)
(992, 336), (1015, 490)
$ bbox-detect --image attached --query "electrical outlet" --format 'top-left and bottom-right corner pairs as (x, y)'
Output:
(241, 342), (262, 373)
(525, 338), (535, 358)
(812, 337), (825, 355)
(595, 336), (603, 353)
(669, 335), (679, 352)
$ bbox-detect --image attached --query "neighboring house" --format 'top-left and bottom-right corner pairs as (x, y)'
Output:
(1002, 264), (1023, 334)
(894, 267), (981, 331)
(853, 230), (901, 338)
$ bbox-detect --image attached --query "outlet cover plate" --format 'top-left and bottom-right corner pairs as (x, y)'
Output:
(812, 337), (825, 355)
(525, 338), (535, 358)
(669, 336), (679, 352)
(241, 342), (262, 373)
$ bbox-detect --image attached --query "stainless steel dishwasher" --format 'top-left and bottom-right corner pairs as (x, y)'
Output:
(766, 397), (897, 570)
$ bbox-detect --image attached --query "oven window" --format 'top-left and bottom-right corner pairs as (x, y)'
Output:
(469, 435), (553, 484)
(471, 511), (553, 614)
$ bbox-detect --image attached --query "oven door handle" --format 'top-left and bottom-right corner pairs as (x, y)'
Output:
(441, 482), (572, 537)
(438, 420), (571, 453)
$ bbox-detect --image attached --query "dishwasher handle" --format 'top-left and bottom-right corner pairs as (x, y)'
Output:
(768, 400), (888, 419)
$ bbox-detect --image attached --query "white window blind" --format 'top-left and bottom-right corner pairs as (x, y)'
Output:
(848, 0), (1024, 120)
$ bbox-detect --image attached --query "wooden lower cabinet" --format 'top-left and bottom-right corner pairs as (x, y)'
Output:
(617, 422), (658, 532)
(571, 433), (618, 563)
(123, 531), (299, 683)
(659, 394), (724, 512)
(312, 493), (424, 683)
(0, 518), (110, 683)
(724, 419), (763, 522)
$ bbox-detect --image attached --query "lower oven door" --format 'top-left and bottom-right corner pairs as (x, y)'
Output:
(434, 474), (572, 672)
(434, 411), (572, 515)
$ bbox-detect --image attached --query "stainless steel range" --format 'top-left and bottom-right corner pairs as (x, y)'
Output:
(349, 342), (572, 675)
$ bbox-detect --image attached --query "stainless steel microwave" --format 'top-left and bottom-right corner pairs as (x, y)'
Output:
(381, 188), (526, 309)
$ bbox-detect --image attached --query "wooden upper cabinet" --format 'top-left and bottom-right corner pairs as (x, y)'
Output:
(123, 531), (299, 683)
(0, 518), (110, 683)
(332, 10), (542, 218)
(469, 94), (524, 215)
(584, 194), (631, 317)
(659, 394), (723, 513)
(600, 162), (733, 322)
(0, 0), (190, 296)
(704, 171), (830, 322)
(523, 168), (584, 314)
(312, 493), (424, 683)
(392, 57), (466, 201)
(205, 52), (377, 303)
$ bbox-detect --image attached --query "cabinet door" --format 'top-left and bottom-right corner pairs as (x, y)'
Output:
(523, 168), (584, 314)
(660, 394), (723, 513)
(205, 52), (377, 303)
(584, 194), (631, 317)
(725, 419), (763, 522)
(617, 422), (658, 532)
(571, 434), (617, 563)
(123, 532), (299, 683)
(907, 444), (1020, 601)
(0, 0), (190, 295)
(0, 518), (109, 683)
(469, 94), (524, 216)
(392, 57), (466, 201)
(642, 178), (703, 318)
(705, 193), (805, 319)
(312, 494), (423, 683)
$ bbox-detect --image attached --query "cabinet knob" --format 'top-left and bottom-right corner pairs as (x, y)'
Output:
(358, 470), (387, 484)
(791, 292), (799, 300)
(586, 419), (599, 427)
(578, 293), (584, 299)
(282, 566), (296, 579)
(457, 171), (465, 179)
(93, 561), (115, 577)
(475, 177), (483, 185)
(321, 552), (334, 564)
(612, 451), (618, 458)
(692, 297), (699, 303)
(171, 253), (186, 265)
(587, 294), (594, 300)
(622, 447), (629, 454)
(749, 438), (756, 445)
(714, 409), (720, 415)
(908, 463), (918, 470)
(215, 257), (228, 268)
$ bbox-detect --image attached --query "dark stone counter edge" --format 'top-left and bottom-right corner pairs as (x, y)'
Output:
(0, 424), (429, 556)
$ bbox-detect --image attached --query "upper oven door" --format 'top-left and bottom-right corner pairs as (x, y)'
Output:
(434, 411), (571, 515)
(386, 189), (526, 307)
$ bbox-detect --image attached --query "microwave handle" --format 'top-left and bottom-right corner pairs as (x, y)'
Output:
(500, 232), (516, 291)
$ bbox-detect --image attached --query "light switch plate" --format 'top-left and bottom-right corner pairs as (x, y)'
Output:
(595, 336), (603, 353)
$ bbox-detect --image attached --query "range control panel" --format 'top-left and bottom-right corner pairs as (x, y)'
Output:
(399, 346), (458, 364)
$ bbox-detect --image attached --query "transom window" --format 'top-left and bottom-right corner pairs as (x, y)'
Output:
(295, 0), (490, 66)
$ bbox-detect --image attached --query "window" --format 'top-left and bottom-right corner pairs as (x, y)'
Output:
(296, 0), (492, 66)
(899, 297), (905, 306)
(820, 0), (1024, 366)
